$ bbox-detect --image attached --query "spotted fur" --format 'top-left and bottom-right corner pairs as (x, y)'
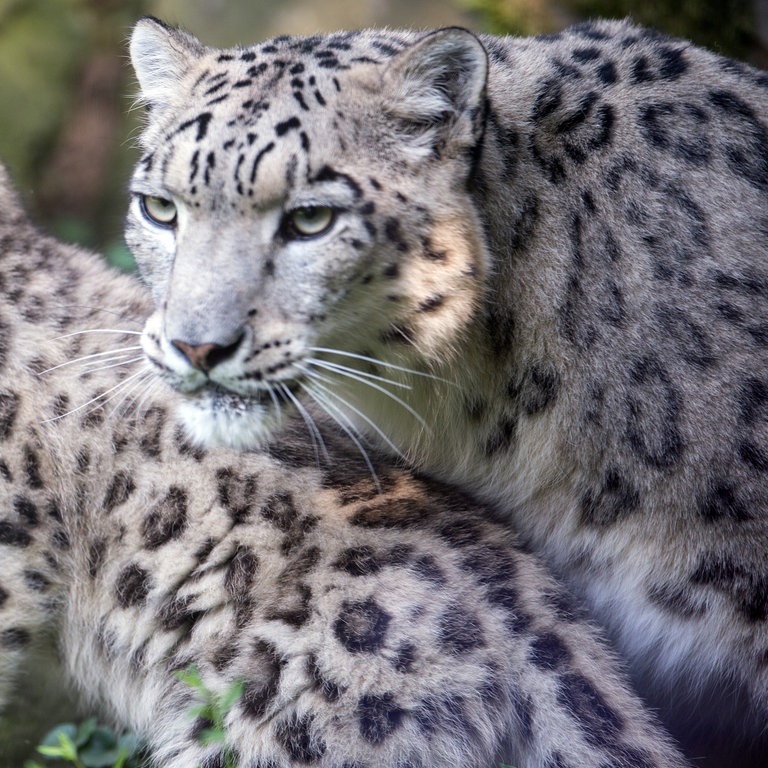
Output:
(126, 17), (768, 765)
(0, 164), (689, 766)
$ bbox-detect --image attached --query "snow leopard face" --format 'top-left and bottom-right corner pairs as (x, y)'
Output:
(127, 18), (489, 449)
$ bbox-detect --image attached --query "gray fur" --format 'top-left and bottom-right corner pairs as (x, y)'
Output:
(0, 164), (689, 766)
(126, 17), (768, 764)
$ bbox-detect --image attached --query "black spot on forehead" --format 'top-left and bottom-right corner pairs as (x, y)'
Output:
(313, 165), (362, 198)
(174, 112), (213, 142)
(275, 116), (302, 136)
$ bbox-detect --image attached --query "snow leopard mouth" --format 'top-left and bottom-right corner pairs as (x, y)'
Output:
(196, 380), (304, 411)
(208, 384), (268, 409)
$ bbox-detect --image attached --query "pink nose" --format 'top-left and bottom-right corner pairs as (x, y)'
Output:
(171, 337), (242, 372)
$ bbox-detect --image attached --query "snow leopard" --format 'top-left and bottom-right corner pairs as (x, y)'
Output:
(125, 16), (768, 765)
(0, 162), (691, 766)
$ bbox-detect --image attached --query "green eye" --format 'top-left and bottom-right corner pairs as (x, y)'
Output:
(140, 195), (177, 227)
(286, 206), (335, 238)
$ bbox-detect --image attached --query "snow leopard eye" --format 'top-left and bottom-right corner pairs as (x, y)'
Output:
(140, 195), (178, 228)
(283, 206), (335, 239)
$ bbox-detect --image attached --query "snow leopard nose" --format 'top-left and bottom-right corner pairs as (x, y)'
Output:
(171, 335), (243, 373)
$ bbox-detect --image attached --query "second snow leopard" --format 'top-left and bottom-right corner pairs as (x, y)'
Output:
(0, 163), (689, 767)
(126, 17), (768, 765)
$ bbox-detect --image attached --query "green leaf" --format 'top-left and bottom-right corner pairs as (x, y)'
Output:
(199, 727), (225, 746)
(38, 730), (79, 762)
(79, 725), (122, 766)
(117, 732), (142, 755)
(80, 745), (122, 767)
(189, 704), (214, 718)
(89, 725), (120, 747)
(57, 731), (79, 762)
(37, 731), (77, 763)
(220, 680), (245, 713)
(175, 665), (204, 690)
(40, 723), (77, 748)
(36, 745), (65, 758)
(113, 744), (132, 768)
(75, 717), (98, 747)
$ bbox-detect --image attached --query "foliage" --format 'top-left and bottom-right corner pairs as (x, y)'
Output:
(464, 0), (558, 35)
(466, 0), (760, 60)
(51, 216), (137, 271)
(175, 665), (245, 768)
(17, 665), (243, 768)
(0, 0), (85, 190)
(567, 0), (757, 59)
(0, 0), (147, 257)
(23, 718), (146, 768)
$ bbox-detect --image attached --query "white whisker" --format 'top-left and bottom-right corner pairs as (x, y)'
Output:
(278, 382), (330, 466)
(303, 360), (428, 430)
(261, 382), (283, 416)
(37, 346), (141, 376)
(48, 303), (145, 329)
(305, 376), (406, 461)
(79, 356), (147, 375)
(41, 368), (150, 424)
(309, 346), (454, 385)
(130, 377), (167, 420)
(300, 382), (381, 492)
(306, 357), (412, 389)
(52, 329), (143, 341)
(76, 348), (143, 364)
(85, 369), (156, 420)
(108, 369), (157, 419)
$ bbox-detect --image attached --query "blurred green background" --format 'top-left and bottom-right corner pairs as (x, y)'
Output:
(0, 0), (765, 764)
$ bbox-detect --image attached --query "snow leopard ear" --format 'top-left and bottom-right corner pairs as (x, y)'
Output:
(382, 27), (488, 157)
(130, 17), (205, 115)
